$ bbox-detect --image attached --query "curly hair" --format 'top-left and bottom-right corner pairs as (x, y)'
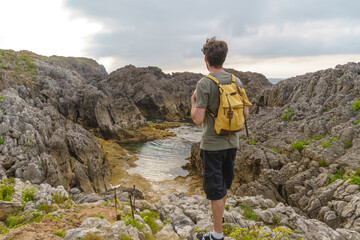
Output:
(201, 37), (228, 68)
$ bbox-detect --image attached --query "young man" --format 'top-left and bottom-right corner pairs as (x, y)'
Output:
(191, 37), (249, 240)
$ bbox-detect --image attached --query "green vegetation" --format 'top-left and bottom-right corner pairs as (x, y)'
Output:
(292, 141), (309, 152)
(54, 229), (65, 238)
(141, 211), (162, 234)
(5, 214), (27, 228)
(225, 204), (230, 211)
(318, 160), (329, 168)
(227, 225), (293, 240)
(238, 204), (257, 221)
(37, 203), (54, 213)
(282, 108), (294, 121)
(103, 199), (115, 206)
(52, 191), (70, 205)
(344, 140), (353, 149)
(21, 187), (37, 203)
(331, 117), (336, 121)
(273, 215), (280, 224)
(0, 225), (8, 234)
(28, 138), (33, 143)
(121, 210), (154, 240)
(91, 214), (105, 219)
(352, 99), (360, 112)
(0, 184), (15, 201)
(271, 148), (281, 154)
(354, 119), (360, 125)
(327, 168), (360, 191)
(118, 234), (133, 240)
(0, 138), (5, 145)
(313, 134), (325, 140)
(31, 212), (43, 223)
(321, 137), (339, 149)
(249, 139), (256, 145)
(327, 169), (346, 185)
(45, 214), (61, 221)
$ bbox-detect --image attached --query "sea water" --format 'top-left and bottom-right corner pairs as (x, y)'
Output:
(125, 123), (202, 181)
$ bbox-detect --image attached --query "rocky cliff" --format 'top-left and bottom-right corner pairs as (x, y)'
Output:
(0, 49), (270, 193)
(188, 62), (360, 233)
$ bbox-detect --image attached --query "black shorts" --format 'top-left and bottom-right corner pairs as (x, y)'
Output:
(200, 148), (237, 200)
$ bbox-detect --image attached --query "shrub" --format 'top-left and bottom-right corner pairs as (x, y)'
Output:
(54, 229), (65, 238)
(318, 160), (329, 167)
(321, 137), (339, 149)
(5, 214), (26, 228)
(141, 211), (161, 234)
(0, 178), (14, 185)
(344, 140), (353, 149)
(228, 225), (293, 239)
(273, 215), (280, 224)
(31, 212), (43, 223)
(37, 203), (54, 213)
(352, 99), (360, 112)
(313, 134), (325, 140)
(52, 191), (69, 205)
(292, 141), (309, 151)
(349, 176), (360, 191)
(327, 169), (346, 185)
(45, 214), (60, 221)
(0, 225), (8, 234)
(271, 148), (281, 154)
(223, 224), (233, 236)
(225, 205), (230, 211)
(0, 185), (15, 201)
(118, 234), (133, 240)
(21, 187), (36, 203)
(239, 204), (257, 221)
(282, 108), (294, 121)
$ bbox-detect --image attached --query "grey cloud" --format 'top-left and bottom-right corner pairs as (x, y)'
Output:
(64, 0), (360, 70)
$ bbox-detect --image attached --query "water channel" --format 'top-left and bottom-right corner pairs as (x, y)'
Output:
(124, 123), (202, 182)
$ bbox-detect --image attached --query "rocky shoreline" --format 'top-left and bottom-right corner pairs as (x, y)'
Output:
(1, 49), (360, 239)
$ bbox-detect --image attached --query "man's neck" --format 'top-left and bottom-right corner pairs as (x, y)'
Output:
(208, 66), (224, 73)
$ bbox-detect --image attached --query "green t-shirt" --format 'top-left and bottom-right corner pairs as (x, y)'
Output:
(195, 71), (244, 151)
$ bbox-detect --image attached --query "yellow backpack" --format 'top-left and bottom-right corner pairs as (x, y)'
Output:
(205, 74), (252, 139)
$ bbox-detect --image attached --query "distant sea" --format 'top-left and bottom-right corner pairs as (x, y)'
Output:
(268, 78), (286, 84)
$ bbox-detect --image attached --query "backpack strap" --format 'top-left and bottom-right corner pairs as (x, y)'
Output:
(231, 74), (236, 83)
(204, 75), (220, 118)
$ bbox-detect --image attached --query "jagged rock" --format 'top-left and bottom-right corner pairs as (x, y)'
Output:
(187, 62), (360, 233)
(155, 224), (180, 240)
(0, 201), (22, 221)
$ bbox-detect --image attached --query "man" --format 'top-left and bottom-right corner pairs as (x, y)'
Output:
(191, 37), (249, 240)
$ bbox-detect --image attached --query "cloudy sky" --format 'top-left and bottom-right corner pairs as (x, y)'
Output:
(1, 0), (360, 78)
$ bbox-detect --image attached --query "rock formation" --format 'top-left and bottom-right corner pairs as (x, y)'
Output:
(0, 49), (269, 193)
(187, 62), (360, 234)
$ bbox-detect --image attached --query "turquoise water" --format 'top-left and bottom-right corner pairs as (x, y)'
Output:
(126, 123), (202, 181)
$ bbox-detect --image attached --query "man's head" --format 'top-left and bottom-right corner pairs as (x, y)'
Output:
(201, 37), (228, 68)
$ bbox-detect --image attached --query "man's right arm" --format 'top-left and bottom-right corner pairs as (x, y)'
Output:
(191, 89), (206, 126)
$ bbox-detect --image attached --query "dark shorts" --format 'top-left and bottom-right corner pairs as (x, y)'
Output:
(200, 148), (237, 200)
